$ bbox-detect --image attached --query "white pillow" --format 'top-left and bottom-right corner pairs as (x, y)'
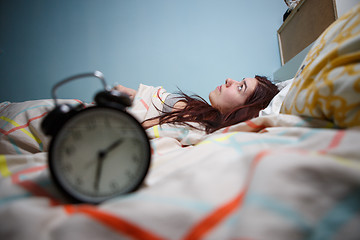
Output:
(259, 78), (294, 116)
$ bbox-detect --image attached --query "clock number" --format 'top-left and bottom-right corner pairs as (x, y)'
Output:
(126, 170), (135, 180)
(75, 176), (83, 186)
(72, 130), (82, 140)
(64, 145), (75, 156)
(104, 117), (112, 128)
(132, 155), (140, 163)
(110, 181), (119, 191)
(86, 119), (96, 130)
(62, 163), (73, 173)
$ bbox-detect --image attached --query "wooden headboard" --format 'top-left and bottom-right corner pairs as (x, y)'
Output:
(273, 0), (359, 83)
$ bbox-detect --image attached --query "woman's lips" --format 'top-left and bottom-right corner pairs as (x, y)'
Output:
(217, 86), (221, 92)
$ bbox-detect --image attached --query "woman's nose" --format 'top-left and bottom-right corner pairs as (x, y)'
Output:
(225, 78), (236, 87)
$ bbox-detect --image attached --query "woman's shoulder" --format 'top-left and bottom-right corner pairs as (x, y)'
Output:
(163, 93), (186, 113)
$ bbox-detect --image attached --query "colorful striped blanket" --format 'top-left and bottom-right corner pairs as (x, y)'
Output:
(1, 83), (359, 240)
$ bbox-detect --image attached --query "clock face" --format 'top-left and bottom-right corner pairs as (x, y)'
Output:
(48, 107), (151, 203)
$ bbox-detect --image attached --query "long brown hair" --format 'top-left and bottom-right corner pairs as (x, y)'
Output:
(144, 75), (279, 134)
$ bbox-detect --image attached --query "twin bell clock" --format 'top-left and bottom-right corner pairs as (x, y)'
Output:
(41, 71), (151, 204)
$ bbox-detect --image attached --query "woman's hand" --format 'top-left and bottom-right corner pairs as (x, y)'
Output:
(113, 85), (137, 101)
(142, 118), (160, 129)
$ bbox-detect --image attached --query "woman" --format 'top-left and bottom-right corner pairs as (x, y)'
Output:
(114, 75), (279, 133)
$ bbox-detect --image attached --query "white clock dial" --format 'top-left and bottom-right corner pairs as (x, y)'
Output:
(49, 107), (151, 203)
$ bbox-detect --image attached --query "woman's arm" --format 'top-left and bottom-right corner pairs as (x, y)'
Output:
(142, 100), (187, 129)
(173, 100), (187, 111)
(113, 85), (137, 101)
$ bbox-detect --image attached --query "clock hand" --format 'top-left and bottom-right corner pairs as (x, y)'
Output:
(94, 156), (104, 192)
(94, 139), (124, 191)
(98, 139), (124, 159)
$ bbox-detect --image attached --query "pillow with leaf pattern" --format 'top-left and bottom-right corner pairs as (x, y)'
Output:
(280, 4), (360, 128)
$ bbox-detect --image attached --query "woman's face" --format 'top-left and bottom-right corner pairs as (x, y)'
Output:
(209, 78), (258, 114)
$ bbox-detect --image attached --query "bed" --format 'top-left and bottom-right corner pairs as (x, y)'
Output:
(1, 4), (360, 240)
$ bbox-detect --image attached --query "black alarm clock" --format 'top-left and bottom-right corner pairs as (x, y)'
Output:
(42, 71), (151, 204)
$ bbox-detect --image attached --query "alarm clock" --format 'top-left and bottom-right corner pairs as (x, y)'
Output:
(42, 71), (151, 204)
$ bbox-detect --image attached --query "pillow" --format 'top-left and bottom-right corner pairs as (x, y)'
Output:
(259, 78), (293, 116)
(280, 3), (360, 128)
(0, 99), (87, 155)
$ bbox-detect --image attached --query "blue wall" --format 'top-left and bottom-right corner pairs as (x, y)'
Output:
(0, 0), (287, 103)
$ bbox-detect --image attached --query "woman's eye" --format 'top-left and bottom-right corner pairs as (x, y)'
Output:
(238, 85), (243, 91)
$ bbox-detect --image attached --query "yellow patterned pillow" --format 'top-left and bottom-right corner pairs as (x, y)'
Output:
(280, 4), (360, 128)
